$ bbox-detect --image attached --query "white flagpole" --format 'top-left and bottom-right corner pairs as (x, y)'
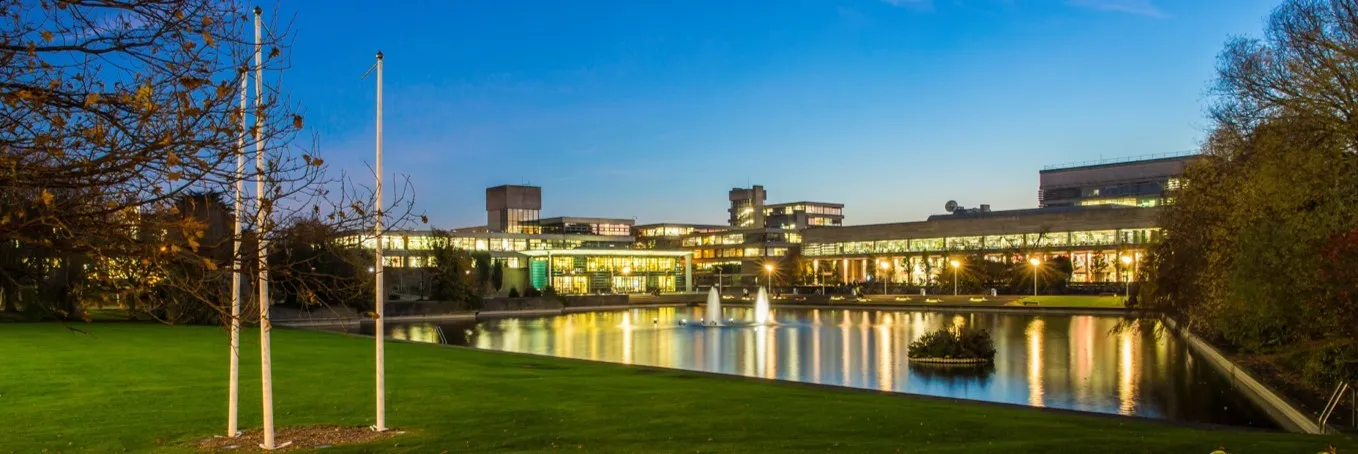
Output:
(373, 51), (387, 432)
(253, 6), (278, 450)
(227, 67), (248, 439)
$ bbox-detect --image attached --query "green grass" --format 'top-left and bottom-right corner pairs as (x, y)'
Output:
(1007, 295), (1128, 308)
(1, 323), (1351, 453)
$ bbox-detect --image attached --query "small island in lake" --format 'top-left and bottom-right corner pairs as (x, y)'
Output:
(908, 327), (997, 364)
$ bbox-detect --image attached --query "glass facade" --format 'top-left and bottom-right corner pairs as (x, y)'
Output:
(804, 228), (1160, 257)
(528, 253), (688, 294)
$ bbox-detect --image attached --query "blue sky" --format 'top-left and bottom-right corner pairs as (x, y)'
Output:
(280, 0), (1278, 227)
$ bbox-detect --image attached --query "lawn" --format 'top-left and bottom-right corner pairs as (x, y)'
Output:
(1006, 295), (1128, 308)
(1, 323), (1351, 453)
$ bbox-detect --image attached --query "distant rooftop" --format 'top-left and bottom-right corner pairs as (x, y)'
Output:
(925, 204), (1140, 221)
(531, 216), (634, 225)
(766, 201), (845, 208)
(1041, 151), (1198, 172)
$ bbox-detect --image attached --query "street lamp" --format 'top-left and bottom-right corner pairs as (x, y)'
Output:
(1028, 257), (1042, 296)
(1120, 255), (1133, 298)
(878, 260), (890, 295)
(950, 260), (961, 296)
(764, 263), (774, 291)
(621, 265), (632, 294)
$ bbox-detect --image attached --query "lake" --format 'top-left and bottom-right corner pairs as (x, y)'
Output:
(353, 306), (1273, 428)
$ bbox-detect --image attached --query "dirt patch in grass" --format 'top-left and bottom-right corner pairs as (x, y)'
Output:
(196, 425), (404, 452)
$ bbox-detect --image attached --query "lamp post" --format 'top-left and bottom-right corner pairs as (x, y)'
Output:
(950, 260), (960, 296)
(621, 265), (632, 294)
(1120, 255), (1133, 298)
(878, 260), (890, 295)
(1029, 257), (1042, 296)
(764, 263), (774, 291)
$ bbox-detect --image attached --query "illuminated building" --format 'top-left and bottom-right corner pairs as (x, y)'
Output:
(525, 217), (634, 236)
(801, 205), (1158, 284)
(485, 184), (541, 233)
(1039, 153), (1194, 208)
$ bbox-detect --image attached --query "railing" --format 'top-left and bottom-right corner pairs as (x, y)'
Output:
(1319, 381), (1351, 434)
(1042, 150), (1198, 171)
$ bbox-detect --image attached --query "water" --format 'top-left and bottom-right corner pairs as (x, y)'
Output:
(361, 306), (1275, 429)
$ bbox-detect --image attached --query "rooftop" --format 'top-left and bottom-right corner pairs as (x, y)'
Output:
(1040, 151), (1197, 172)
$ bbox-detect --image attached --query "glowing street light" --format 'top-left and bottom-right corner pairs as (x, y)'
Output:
(950, 260), (961, 296)
(764, 263), (775, 291)
(878, 260), (890, 295)
(1029, 257), (1042, 296)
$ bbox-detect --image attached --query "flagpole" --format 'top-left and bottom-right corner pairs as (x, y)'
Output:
(227, 66), (248, 439)
(253, 6), (278, 450)
(373, 50), (387, 433)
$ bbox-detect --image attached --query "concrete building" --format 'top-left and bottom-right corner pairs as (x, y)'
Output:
(485, 184), (541, 233)
(1039, 153), (1194, 208)
(801, 205), (1159, 285)
(632, 223), (728, 250)
(528, 216), (634, 236)
(341, 229), (692, 295)
(765, 201), (844, 229)
(728, 185), (767, 228)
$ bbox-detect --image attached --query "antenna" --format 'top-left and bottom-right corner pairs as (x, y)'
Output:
(945, 200), (958, 213)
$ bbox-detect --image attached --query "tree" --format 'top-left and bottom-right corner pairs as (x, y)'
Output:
(471, 251), (492, 295)
(1145, 0), (1358, 387)
(427, 230), (478, 309)
(490, 261), (504, 294)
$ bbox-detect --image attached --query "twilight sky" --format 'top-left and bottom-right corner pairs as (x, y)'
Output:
(279, 0), (1278, 228)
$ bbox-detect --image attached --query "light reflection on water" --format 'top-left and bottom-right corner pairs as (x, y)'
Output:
(369, 306), (1273, 428)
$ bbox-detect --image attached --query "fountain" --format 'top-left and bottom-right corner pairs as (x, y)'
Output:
(754, 286), (771, 325)
(705, 287), (722, 326)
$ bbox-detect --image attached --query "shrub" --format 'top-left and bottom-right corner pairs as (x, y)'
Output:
(908, 327), (996, 361)
(524, 287), (542, 297)
(507, 287), (520, 298)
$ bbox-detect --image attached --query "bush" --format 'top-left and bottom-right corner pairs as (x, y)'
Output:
(908, 327), (996, 361)
(507, 287), (520, 298)
(524, 287), (542, 297)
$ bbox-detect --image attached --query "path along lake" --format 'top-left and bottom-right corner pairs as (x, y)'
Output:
(352, 306), (1273, 429)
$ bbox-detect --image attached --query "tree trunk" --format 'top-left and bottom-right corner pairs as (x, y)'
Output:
(1, 286), (17, 313)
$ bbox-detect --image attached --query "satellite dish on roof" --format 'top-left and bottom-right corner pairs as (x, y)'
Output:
(945, 200), (958, 213)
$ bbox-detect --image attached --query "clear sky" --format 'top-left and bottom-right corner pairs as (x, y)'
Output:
(279, 0), (1279, 228)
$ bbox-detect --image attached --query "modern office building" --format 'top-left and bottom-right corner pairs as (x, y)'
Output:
(727, 185), (767, 228)
(485, 184), (542, 233)
(801, 205), (1159, 285)
(353, 154), (1180, 293)
(632, 223), (728, 250)
(765, 201), (844, 229)
(341, 229), (690, 295)
(728, 185), (844, 229)
(1039, 153), (1194, 208)
(528, 216), (634, 236)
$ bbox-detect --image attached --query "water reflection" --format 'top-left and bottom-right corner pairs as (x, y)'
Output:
(366, 307), (1274, 428)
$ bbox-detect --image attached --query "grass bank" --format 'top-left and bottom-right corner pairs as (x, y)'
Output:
(1, 323), (1351, 453)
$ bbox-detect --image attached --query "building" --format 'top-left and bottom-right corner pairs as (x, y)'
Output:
(727, 185), (767, 228)
(632, 223), (728, 250)
(354, 154), (1179, 294)
(485, 184), (541, 233)
(728, 185), (844, 229)
(346, 183), (695, 295)
(765, 201), (844, 229)
(342, 229), (693, 295)
(527, 216), (633, 236)
(801, 205), (1159, 285)
(522, 249), (692, 294)
(1039, 153), (1194, 208)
